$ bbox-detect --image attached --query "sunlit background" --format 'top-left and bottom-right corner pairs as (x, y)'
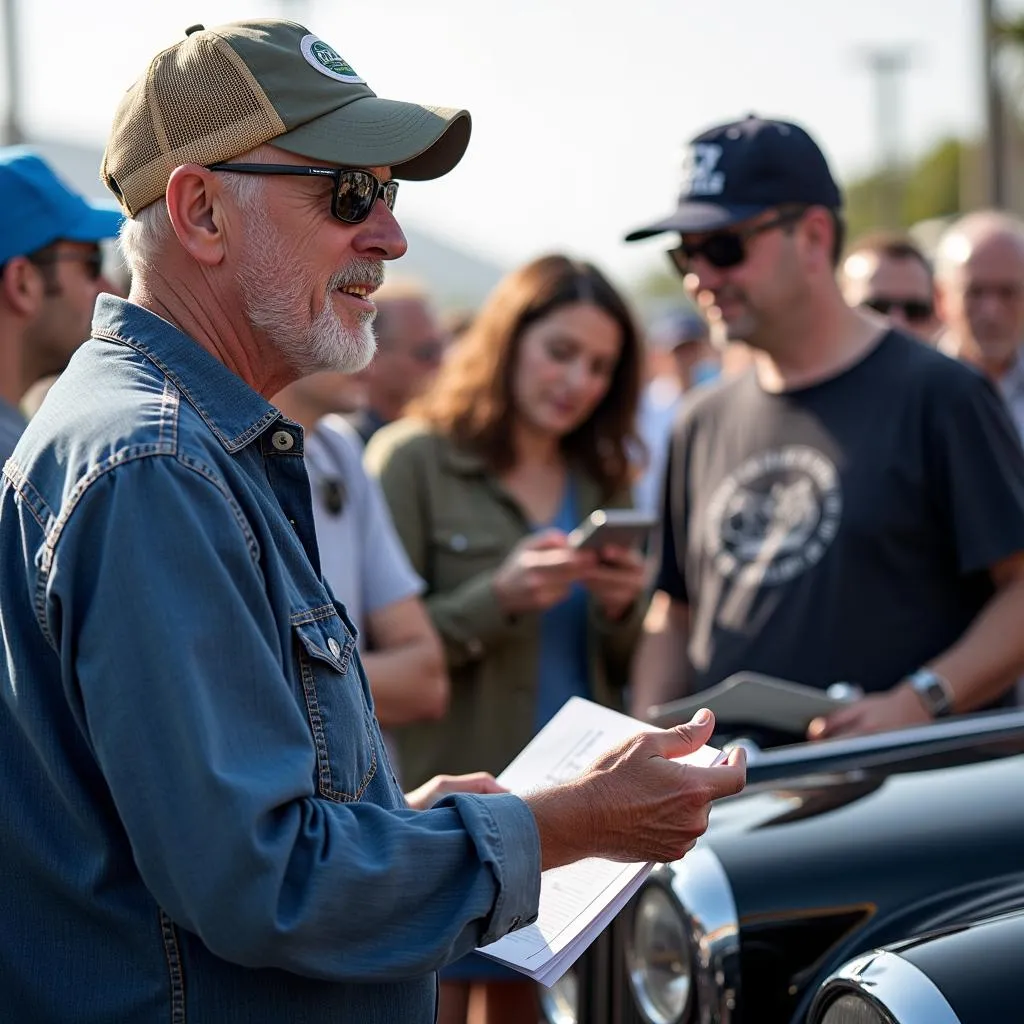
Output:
(4, 0), (1024, 313)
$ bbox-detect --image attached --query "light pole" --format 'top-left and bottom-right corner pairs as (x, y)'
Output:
(855, 45), (914, 228)
(1, 0), (23, 145)
(981, 0), (1008, 207)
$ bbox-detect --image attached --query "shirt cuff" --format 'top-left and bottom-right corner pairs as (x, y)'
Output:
(443, 791), (541, 945)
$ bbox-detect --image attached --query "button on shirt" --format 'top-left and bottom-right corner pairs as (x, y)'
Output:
(0, 295), (541, 1024)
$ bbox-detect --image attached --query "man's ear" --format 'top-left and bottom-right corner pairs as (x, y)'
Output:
(164, 165), (229, 267)
(0, 258), (44, 318)
(800, 207), (835, 270)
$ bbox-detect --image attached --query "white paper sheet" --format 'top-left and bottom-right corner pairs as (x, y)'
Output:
(475, 697), (725, 986)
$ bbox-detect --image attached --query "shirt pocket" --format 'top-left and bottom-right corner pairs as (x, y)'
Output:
(429, 529), (507, 589)
(291, 605), (377, 802)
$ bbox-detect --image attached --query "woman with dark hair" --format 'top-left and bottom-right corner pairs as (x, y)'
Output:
(365, 253), (650, 1024)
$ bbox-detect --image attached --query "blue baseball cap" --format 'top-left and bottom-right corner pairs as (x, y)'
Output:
(0, 147), (123, 265)
(625, 115), (842, 241)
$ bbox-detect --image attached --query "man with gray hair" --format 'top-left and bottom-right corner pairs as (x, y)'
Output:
(935, 210), (1024, 439)
(347, 277), (447, 444)
(0, 20), (745, 1023)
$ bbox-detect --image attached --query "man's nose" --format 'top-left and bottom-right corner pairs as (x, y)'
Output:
(355, 200), (408, 261)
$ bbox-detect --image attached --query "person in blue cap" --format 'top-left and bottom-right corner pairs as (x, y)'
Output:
(0, 147), (122, 462)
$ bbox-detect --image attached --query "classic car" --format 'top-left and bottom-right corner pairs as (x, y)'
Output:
(540, 707), (1024, 1024)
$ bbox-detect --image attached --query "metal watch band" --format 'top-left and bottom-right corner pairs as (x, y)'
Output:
(908, 668), (954, 718)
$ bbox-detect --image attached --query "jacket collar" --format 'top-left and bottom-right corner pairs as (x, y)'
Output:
(91, 295), (283, 454)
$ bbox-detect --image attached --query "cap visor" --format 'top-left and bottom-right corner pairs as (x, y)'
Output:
(624, 202), (770, 241)
(63, 200), (124, 244)
(273, 97), (471, 180)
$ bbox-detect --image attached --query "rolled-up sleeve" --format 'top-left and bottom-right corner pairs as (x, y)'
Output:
(48, 453), (541, 981)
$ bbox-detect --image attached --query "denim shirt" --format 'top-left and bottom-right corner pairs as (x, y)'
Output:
(0, 295), (541, 1024)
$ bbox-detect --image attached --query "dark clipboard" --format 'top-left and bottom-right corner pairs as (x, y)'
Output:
(647, 672), (848, 734)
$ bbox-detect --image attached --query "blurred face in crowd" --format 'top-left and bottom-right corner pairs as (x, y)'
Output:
(280, 371), (367, 420)
(25, 241), (111, 377)
(228, 150), (406, 377)
(840, 250), (941, 342)
(511, 301), (622, 439)
(936, 230), (1024, 371)
(362, 295), (447, 417)
(675, 206), (831, 353)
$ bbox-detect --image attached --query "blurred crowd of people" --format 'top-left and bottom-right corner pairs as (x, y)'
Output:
(4, 23), (1024, 1023)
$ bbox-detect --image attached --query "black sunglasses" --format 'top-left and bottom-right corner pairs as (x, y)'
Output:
(28, 248), (104, 282)
(206, 163), (399, 225)
(862, 297), (934, 323)
(668, 208), (807, 276)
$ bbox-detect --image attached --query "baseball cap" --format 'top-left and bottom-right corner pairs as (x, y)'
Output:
(625, 115), (842, 241)
(0, 148), (123, 265)
(101, 20), (472, 217)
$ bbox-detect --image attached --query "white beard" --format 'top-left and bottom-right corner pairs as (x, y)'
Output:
(237, 206), (382, 375)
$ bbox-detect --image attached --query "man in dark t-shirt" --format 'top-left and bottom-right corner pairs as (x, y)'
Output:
(625, 115), (1024, 740)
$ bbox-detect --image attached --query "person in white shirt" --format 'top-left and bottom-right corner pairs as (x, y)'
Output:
(275, 372), (449, 755)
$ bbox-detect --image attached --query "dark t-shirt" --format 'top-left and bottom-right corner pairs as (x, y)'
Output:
(656, 330), (1024, 698)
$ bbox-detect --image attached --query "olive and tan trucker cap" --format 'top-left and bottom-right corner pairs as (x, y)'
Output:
(101, 20), (472, 216)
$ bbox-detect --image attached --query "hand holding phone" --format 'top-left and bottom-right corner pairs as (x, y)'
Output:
(567, 509), (658, 553)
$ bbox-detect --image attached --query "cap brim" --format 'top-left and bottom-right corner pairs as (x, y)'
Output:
(273, 97), (471, 180)
(63, 200), (124, 244)
(624, 202), (771, 241)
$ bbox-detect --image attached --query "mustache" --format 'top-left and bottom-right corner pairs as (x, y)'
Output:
(329, 259), (386, 293)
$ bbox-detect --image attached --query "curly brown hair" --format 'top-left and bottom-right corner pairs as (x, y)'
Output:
(408, 254), (645, 500)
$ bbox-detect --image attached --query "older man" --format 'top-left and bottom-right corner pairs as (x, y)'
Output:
(0, 148), (121, 460)
(935, 210), (1024, 439)
(346, 277), (447, 444)
(0, 21), (744, 1024)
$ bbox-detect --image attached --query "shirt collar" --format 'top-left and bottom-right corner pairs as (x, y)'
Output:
(90, 294), (283, 454)
(999, 348), (1024, 400)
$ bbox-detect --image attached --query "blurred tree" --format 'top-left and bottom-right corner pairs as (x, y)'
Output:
(844, 137), (967, 240)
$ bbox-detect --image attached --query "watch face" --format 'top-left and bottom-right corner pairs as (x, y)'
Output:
(913, 672), (951, 716)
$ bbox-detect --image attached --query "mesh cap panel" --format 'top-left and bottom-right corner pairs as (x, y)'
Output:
(103, 35), (285, 215)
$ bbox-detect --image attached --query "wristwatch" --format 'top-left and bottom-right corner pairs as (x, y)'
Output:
(907, 668), (954, 718)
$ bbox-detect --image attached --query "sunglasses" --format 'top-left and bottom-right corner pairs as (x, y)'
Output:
(668, 208), (807, 276)
(29, 248), (104, 281)
(862, 297), (934, 323)
(206, 163), (399, 225)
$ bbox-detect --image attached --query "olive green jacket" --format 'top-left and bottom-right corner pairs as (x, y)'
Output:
(364, 419), (647, 787)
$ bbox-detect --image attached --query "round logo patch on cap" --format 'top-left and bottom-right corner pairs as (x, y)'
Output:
(300, 34), (365, 84)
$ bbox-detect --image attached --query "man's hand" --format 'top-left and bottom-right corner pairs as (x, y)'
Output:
(581, 544), (648, 621)
(807, 685), (932, 741)
(527, 710), (747, 869)
(405, 772), (507, 811)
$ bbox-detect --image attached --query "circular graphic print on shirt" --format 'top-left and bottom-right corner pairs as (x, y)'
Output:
(704, 445), (842, 587)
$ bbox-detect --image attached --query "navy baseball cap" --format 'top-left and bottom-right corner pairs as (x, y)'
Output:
(0, 147), (123, 265)
(625, 115), (842, 241)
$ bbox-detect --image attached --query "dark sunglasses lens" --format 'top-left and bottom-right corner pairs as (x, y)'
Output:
(702, 233), (746, 268)
(334, 171), (378, 223)
(864, 298), (892, 315)
(668, 247), (689, 276)
(88, 254), (104, 281)
(903, 302), (933, 322)
(382, 180), (399, 211)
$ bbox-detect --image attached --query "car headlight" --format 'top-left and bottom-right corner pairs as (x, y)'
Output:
(626, 883), (694, 1024)
(539, 966), (578, 1024)
(809, 951), (961, 1024)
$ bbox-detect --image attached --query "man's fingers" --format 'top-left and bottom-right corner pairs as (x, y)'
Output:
(808, 706), (860, 741)
(646, 709), (716, 759)
(450, 771), (507, 794)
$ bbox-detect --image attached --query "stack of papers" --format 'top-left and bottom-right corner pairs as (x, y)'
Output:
(475, 696), (726, 987)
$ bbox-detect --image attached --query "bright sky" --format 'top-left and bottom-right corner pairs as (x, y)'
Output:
(5, 0), (1018, 288)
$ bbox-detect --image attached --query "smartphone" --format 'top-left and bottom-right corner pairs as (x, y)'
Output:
(567, 509), (658, 552)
